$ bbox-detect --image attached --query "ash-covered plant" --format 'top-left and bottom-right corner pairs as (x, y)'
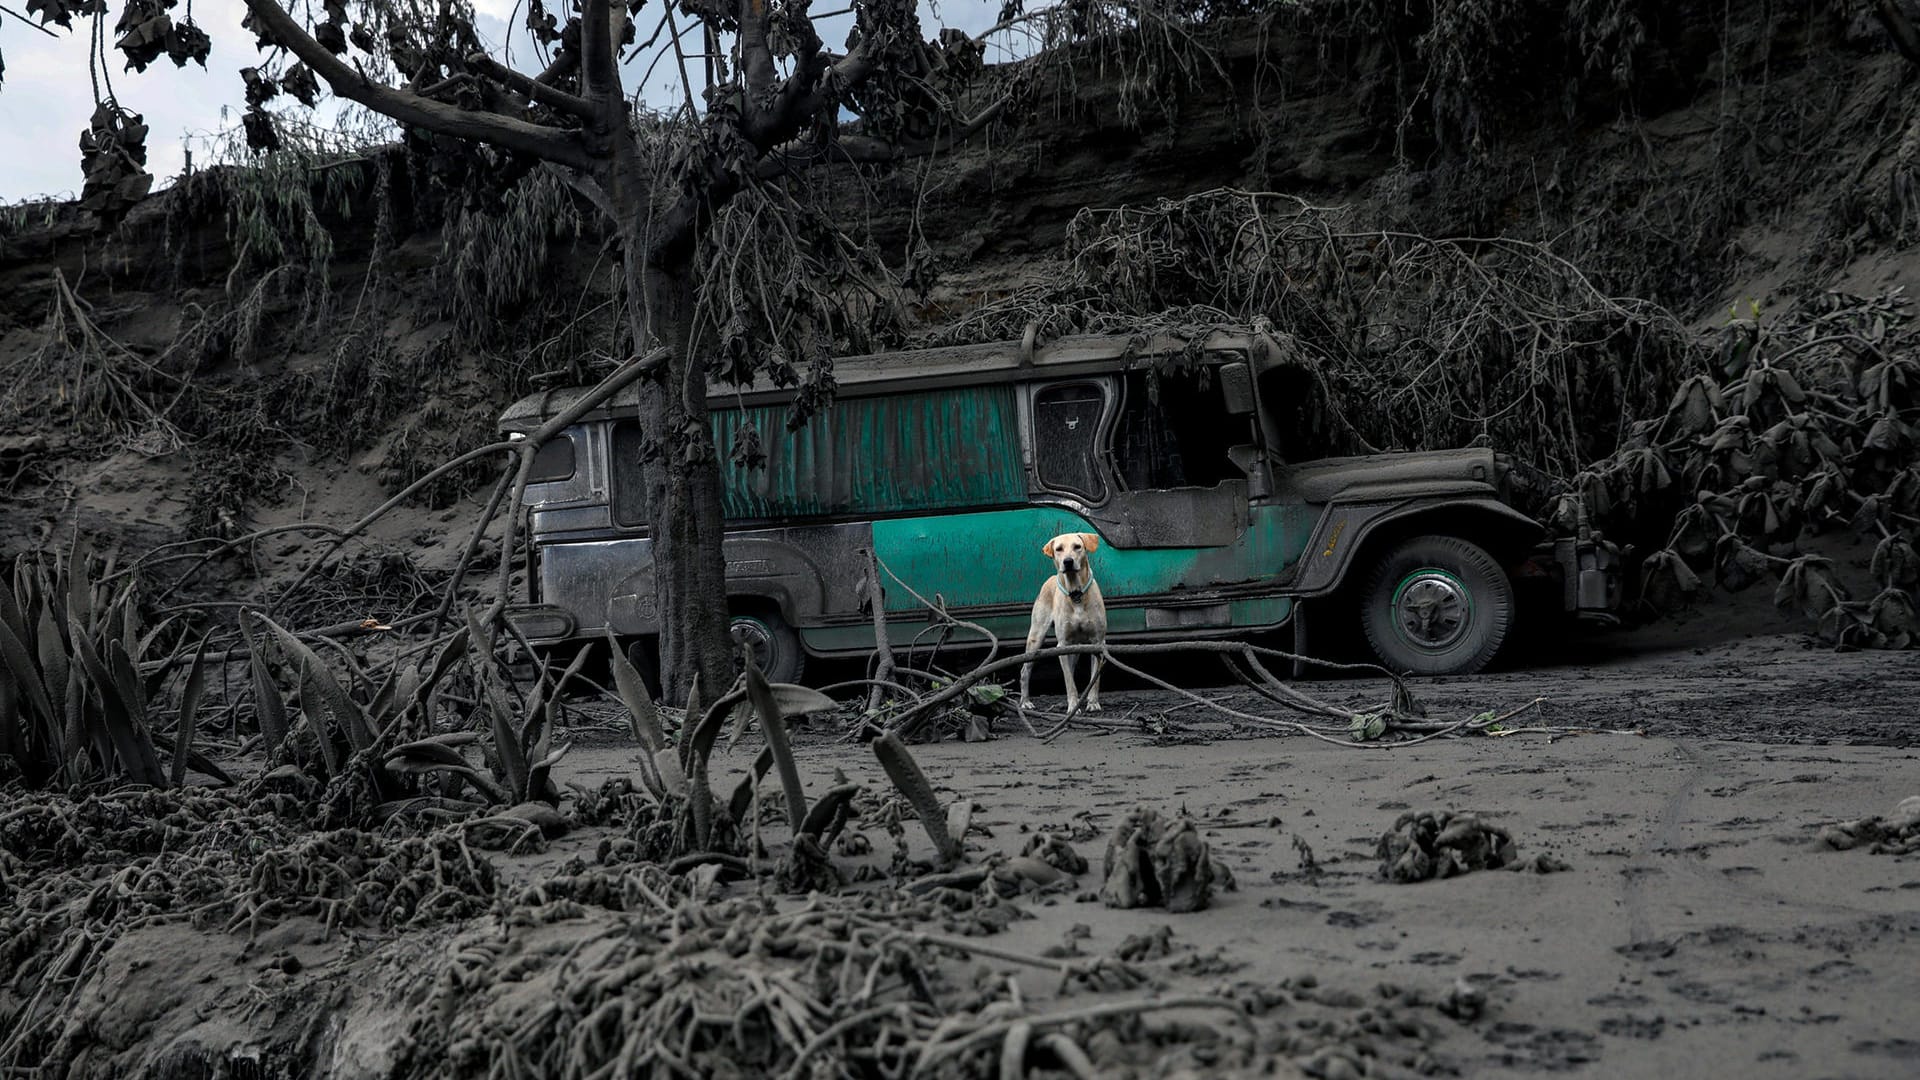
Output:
(585, 640), (966, 884)
(240, 607), (589, 832)
(591, 640), (839, 864)
(240, 610), (466, 814)
(930, 188), (1699, 478)
(1293, 0), (1655, 156)
(0, 540), (229, 790)
(1, 269), (190, 456)
(436, 165), (584, 346)
(164, 111), (394, 329)
(1585, 287), (1920, 648)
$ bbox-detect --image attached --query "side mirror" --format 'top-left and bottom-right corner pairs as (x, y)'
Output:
(1219, 361), (1256, 416)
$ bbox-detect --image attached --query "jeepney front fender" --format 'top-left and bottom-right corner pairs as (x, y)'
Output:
(1288, 496), (1545, 597)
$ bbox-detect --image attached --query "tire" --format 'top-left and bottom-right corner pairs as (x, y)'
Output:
(729, 609), (806, 684)
(1361, 535), (1513, 676)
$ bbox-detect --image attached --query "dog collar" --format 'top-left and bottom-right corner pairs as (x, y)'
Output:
(1060, 573), (1095, 604)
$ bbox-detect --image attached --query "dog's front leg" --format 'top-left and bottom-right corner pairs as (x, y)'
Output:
(1086, 652), (1106, 712)
(1058, 654), (1081, 713)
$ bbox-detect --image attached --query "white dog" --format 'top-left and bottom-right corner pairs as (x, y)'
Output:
(1019, 531), (1108, 713)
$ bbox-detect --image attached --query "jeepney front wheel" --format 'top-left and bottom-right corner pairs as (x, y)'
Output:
(730, 608), (806, 685)
(1361, 535), (1513, 676)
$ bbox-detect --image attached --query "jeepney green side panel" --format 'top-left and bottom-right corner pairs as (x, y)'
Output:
(797, 506), (1305, 652)
(870, 503), (1311, 611)
(711, 385), (1025, 519)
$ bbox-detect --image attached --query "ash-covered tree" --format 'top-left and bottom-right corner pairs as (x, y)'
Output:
(5, 0), (1165, 696)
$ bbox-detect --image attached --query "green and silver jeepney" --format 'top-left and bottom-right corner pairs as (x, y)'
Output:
(498, 330), (1622, 683)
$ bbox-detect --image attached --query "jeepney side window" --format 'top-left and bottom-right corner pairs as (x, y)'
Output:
(1112, 369), (1240, 490)
(610, 419), (650, 528)
(1032, 382), (1108, 503)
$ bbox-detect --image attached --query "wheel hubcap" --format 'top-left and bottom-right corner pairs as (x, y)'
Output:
(1392, 571), (1471, 651)
(730, 619), (775, 672)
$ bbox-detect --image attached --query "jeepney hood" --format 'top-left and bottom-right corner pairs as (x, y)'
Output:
(1273, 447), (1505, 505)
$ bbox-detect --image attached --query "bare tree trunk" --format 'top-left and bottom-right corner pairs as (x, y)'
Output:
(616, 222), (733, 702)
(587, 0), (732, 703)
(672, 311), (736, 699)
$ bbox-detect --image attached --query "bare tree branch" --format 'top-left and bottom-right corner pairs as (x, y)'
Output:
(536, 44), (580, 87)
(742, 13), (828, 145)
(239, 0), (596, 169)
(546, 163), (616, 220)
(652, 29), (882, 265)
(579, 0), (621, 105)
(466, 52), (597, 120)
(739, 0), (779, 99)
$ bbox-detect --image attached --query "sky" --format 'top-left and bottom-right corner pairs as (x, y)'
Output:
(0, 0), (1015, 203)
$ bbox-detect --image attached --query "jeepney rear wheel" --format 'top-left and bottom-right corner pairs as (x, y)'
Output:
(730, 609), (806, 685)
(1361, 535), (1513, 676)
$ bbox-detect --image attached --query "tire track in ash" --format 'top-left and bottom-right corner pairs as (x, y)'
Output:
(1620, 739), (1877, 949)
(1620, 737), (1703, 949)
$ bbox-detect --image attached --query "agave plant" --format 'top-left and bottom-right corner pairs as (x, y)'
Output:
(0, 540), (228, 789)
(594, 631), (979, 880)
(242, 609), (475, 812)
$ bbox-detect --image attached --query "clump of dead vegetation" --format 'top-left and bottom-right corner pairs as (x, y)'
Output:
(927, 189), (1696, 479)
(1595, 288), (1920, 646)
(1099, 805), (1234, 913)
(1378, 810), (1514, 883)
(1821, 795), (1920, 855)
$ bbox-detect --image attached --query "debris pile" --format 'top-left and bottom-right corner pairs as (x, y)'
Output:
(1099, 806), (1235, 913)
(388, 874), (1269, 1080)
(1820, 796), (1920, 855)
(0, 784), (498, 1075)
(1377, 810), (1521, 883)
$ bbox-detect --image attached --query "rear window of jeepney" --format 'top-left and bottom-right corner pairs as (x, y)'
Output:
(610, 420), (649, 528)
(709, 385), (1026, 520)
(528, 434), (576, 483)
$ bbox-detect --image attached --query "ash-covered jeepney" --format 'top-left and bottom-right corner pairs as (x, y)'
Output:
(498, 330), (1622, 683)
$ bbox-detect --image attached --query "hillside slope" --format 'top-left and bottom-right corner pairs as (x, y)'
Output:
(2, 1), (1917, 632)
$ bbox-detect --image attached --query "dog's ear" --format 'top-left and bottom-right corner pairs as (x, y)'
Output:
(1080, 532), (1100, 552)
(1041, 537), (1057, 558)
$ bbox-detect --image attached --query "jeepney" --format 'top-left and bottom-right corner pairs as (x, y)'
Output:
(498, 330), (1622, 683)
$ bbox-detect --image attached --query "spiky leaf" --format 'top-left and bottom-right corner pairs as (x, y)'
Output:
(606, 630), (663, 752)
(873, 731), (961, 864)
(237, 612), (290, 753)
(170, 633), (211, 788)
(746, 658), (808, 837)
(261, 614), (372, 753)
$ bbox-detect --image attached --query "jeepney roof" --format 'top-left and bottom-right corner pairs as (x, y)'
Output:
(498, 328), (1278, 432)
